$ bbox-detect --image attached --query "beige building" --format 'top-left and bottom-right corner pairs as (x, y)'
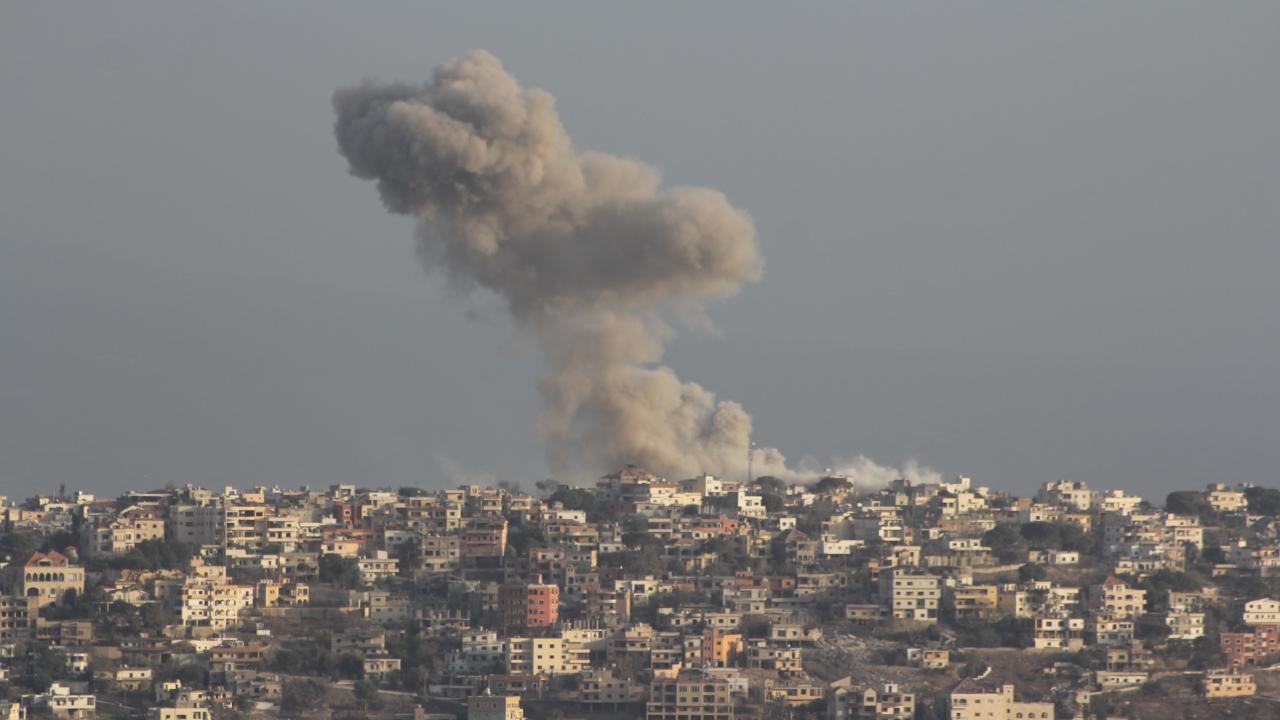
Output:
(580, 669), (643, 706)
(148, 708), (211, 720)
(38, 683), (96, 719)
(1033, 615), (1084, 650)
(1203, 670), (1255, 698)
(169, 503), (225, 547)
(356, 551), (399, 585)
(1205, 484), (1248, 514)
(3, 551), (85, 608)
(828, 679), (914, 720)
(880, 569), (940, 621)
(647, 674), (733, 720)
(1242, 598), (1280, 626)
(505, 637), (583, 676)
(363, 654), (402, 680)
(0, 595), (39, 640)
(949, 682), (1052, 720)
(1093, 577), (1146, 619)
(952, 585), (998, 621)
(1038, 480), (1095, 511)
(469, 694), (524, 720)
(174, 561), (254, 629)
(91, 508), (165, 556)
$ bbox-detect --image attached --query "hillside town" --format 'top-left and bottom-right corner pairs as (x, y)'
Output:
(3, 472), (1280, 720)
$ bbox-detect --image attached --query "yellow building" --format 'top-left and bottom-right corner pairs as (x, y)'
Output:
(505, 637), (583, 676)
(646, 673), (733, 720)
(1203, 670), (1255, 698)
(952, 585), (998, 620)
(4, 551), (85, 608)
(1093, 577), (1146, 619)
(92, 508), (165, 556)
(469, 694), (523, 720)
(949, 681), (1053, 720)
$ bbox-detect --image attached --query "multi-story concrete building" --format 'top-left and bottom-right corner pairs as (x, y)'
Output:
(2, 551), (85, 608)
(356, 551), (399, 585)
(1203, 670), (1255, 698)
(91, 508), (165, 556)
(1221, 625), (1280, 667)
(1033, 615), (1085, 650)
(169, 504), (225, 547)
(949, 681), (1053, 720)
(879, 569), (939, 621)
(1205, 484), (1248, 514)
(952, 585), (998, 621)
(1038, 480), (1095, 511)
(1242, 598), (1280, 626)
(469, 694), (524, 720)
(827, 679), (914, 720)
(1092, 577), (1147, 619)
(580, 669), (643, 707)
(505, 637), (581, 676)
(646, 673), (733, 720)
(499, 579), (559, 633)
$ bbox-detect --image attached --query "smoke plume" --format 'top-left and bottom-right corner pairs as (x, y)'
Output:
(333, 51), (925, 487)
(332, 50), (776, 480)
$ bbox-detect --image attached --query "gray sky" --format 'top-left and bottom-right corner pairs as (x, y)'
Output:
(2, 2), (1277, 498)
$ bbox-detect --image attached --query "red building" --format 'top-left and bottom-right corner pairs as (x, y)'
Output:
(499, 579), (559, 633)
(1222, 625), (1280, 667)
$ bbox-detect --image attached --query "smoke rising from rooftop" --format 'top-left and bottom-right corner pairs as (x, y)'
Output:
(333, 51), (932, 486)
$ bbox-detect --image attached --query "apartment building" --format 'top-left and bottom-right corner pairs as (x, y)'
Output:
(149, 708), (211, 720)
(646, 673), (734, 720)
(579, 669), (643, 706)
(879, 569), (940, 621)
(499, 579), (559, 633)
(1242, 598), (1280, 626)
(1039, 480), (1095, 511)
(1221, 625), (1280, 667)
(1165, 611), (1205, 640)
(827, 679), (915, 720)
(469, 694), (524, 720)
(1092, 577), (1147, 619)
(745, 640), (803, 673)
(356, 551), (400, 585)
(91, 508), (165, 556)
(1205, 484), (1248, 514)
(1202, 670), (1255, 698)
(949, 682), (1053, 720)
(505, 637), (581, 676)
(170, 504), (225, 547)
(952, 585), (998, 621)
(176, 562), (253, 629)
(36, 683), (96, 719)
(0, 595), (39, 640)
(1033, 615), (1085, 650)
(1088, 617), (1135, 647)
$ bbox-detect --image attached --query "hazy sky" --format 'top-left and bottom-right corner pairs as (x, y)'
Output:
(2, 2), (1278, 499)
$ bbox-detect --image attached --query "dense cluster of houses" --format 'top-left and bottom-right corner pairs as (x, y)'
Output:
(2, 473), (1280, 720)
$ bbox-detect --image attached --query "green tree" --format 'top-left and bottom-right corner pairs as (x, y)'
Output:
(1018, 563), (1047, 582)
(1245, 487), (1280, 516)
(1165, 491), (1213, 520)
(353, 679), (382, 710)
(319, 554), (361, 589)
(335, 652), (364, 680)
(983, 525), (1027, 563)
(281, 679), (329, 712)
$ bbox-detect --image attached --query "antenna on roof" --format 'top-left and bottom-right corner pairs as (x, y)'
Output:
(747, 440), (756, 486)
